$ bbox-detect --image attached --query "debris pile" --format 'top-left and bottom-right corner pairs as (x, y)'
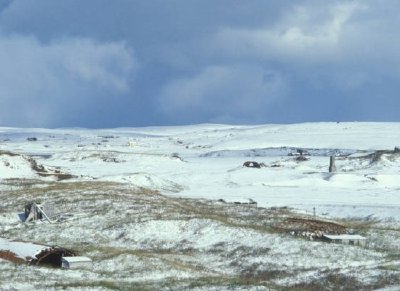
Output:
(277, 217), (347, 240)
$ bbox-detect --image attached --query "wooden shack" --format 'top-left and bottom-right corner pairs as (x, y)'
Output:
(24, 203), (54, 222)
(0, 238), (77, 267)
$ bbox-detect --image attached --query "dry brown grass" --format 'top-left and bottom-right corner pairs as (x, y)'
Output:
(0, 250), (25, 264)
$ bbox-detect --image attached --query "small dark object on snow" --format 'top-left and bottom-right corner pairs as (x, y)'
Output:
(243, 161), (265, 168)
(270, 164), (282, 167)
(171, 153), (184, 161)
(248, 198), (257, 205)
(27, 137), (37, 141)
(295, 156), (309, 162)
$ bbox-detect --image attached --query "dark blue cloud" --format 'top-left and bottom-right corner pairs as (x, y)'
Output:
(0, 0), (399, 127)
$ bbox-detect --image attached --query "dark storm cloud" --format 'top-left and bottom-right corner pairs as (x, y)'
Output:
(158, 65), (287, 124)
(0, 35), (137, 127)
(0, 0), (399, 127)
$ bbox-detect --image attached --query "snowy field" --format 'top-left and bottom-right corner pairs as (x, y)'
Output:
(1, 122), (400, 289)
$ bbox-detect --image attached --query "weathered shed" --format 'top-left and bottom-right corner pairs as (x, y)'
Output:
(322, 234), (367, 246)
(0, 238), (77, 267)
(24, 202), (56, 223)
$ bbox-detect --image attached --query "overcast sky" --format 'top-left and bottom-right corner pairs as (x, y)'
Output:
(0, 0), (399, 128)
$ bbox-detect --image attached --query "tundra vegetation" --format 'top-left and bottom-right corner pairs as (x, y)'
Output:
(0, 179), (399, 290)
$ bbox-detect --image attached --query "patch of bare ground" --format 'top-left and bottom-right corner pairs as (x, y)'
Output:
(0, 250), (25, 264)
(1, 179), (347, 238)
(290, 271), (400, 291)
(27, 156), (76, 180)
(291, 273), (365, 291)
(0, 150), (75, 180)
(348, 148), (400, 165)
(0, 150), (19, 157)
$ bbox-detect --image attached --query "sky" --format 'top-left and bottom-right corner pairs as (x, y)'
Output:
(0, 0), (399, 128)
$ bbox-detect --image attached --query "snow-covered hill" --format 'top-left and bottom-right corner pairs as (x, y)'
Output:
(1, 122), (400, 290)
(1, 122), (400, 220)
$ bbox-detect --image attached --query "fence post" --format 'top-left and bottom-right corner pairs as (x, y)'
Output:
(329, 156), (336, 173)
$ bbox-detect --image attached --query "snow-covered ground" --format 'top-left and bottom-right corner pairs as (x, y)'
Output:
(2, 122), (400, 220)
(1, 122), (400, 289)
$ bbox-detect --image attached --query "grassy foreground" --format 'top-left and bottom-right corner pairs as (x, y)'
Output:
(0, 179), (400, 290)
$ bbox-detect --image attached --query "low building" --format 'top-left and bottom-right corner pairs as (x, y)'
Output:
(61, 256), (93, 269)
(322, 234), (367, 246)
